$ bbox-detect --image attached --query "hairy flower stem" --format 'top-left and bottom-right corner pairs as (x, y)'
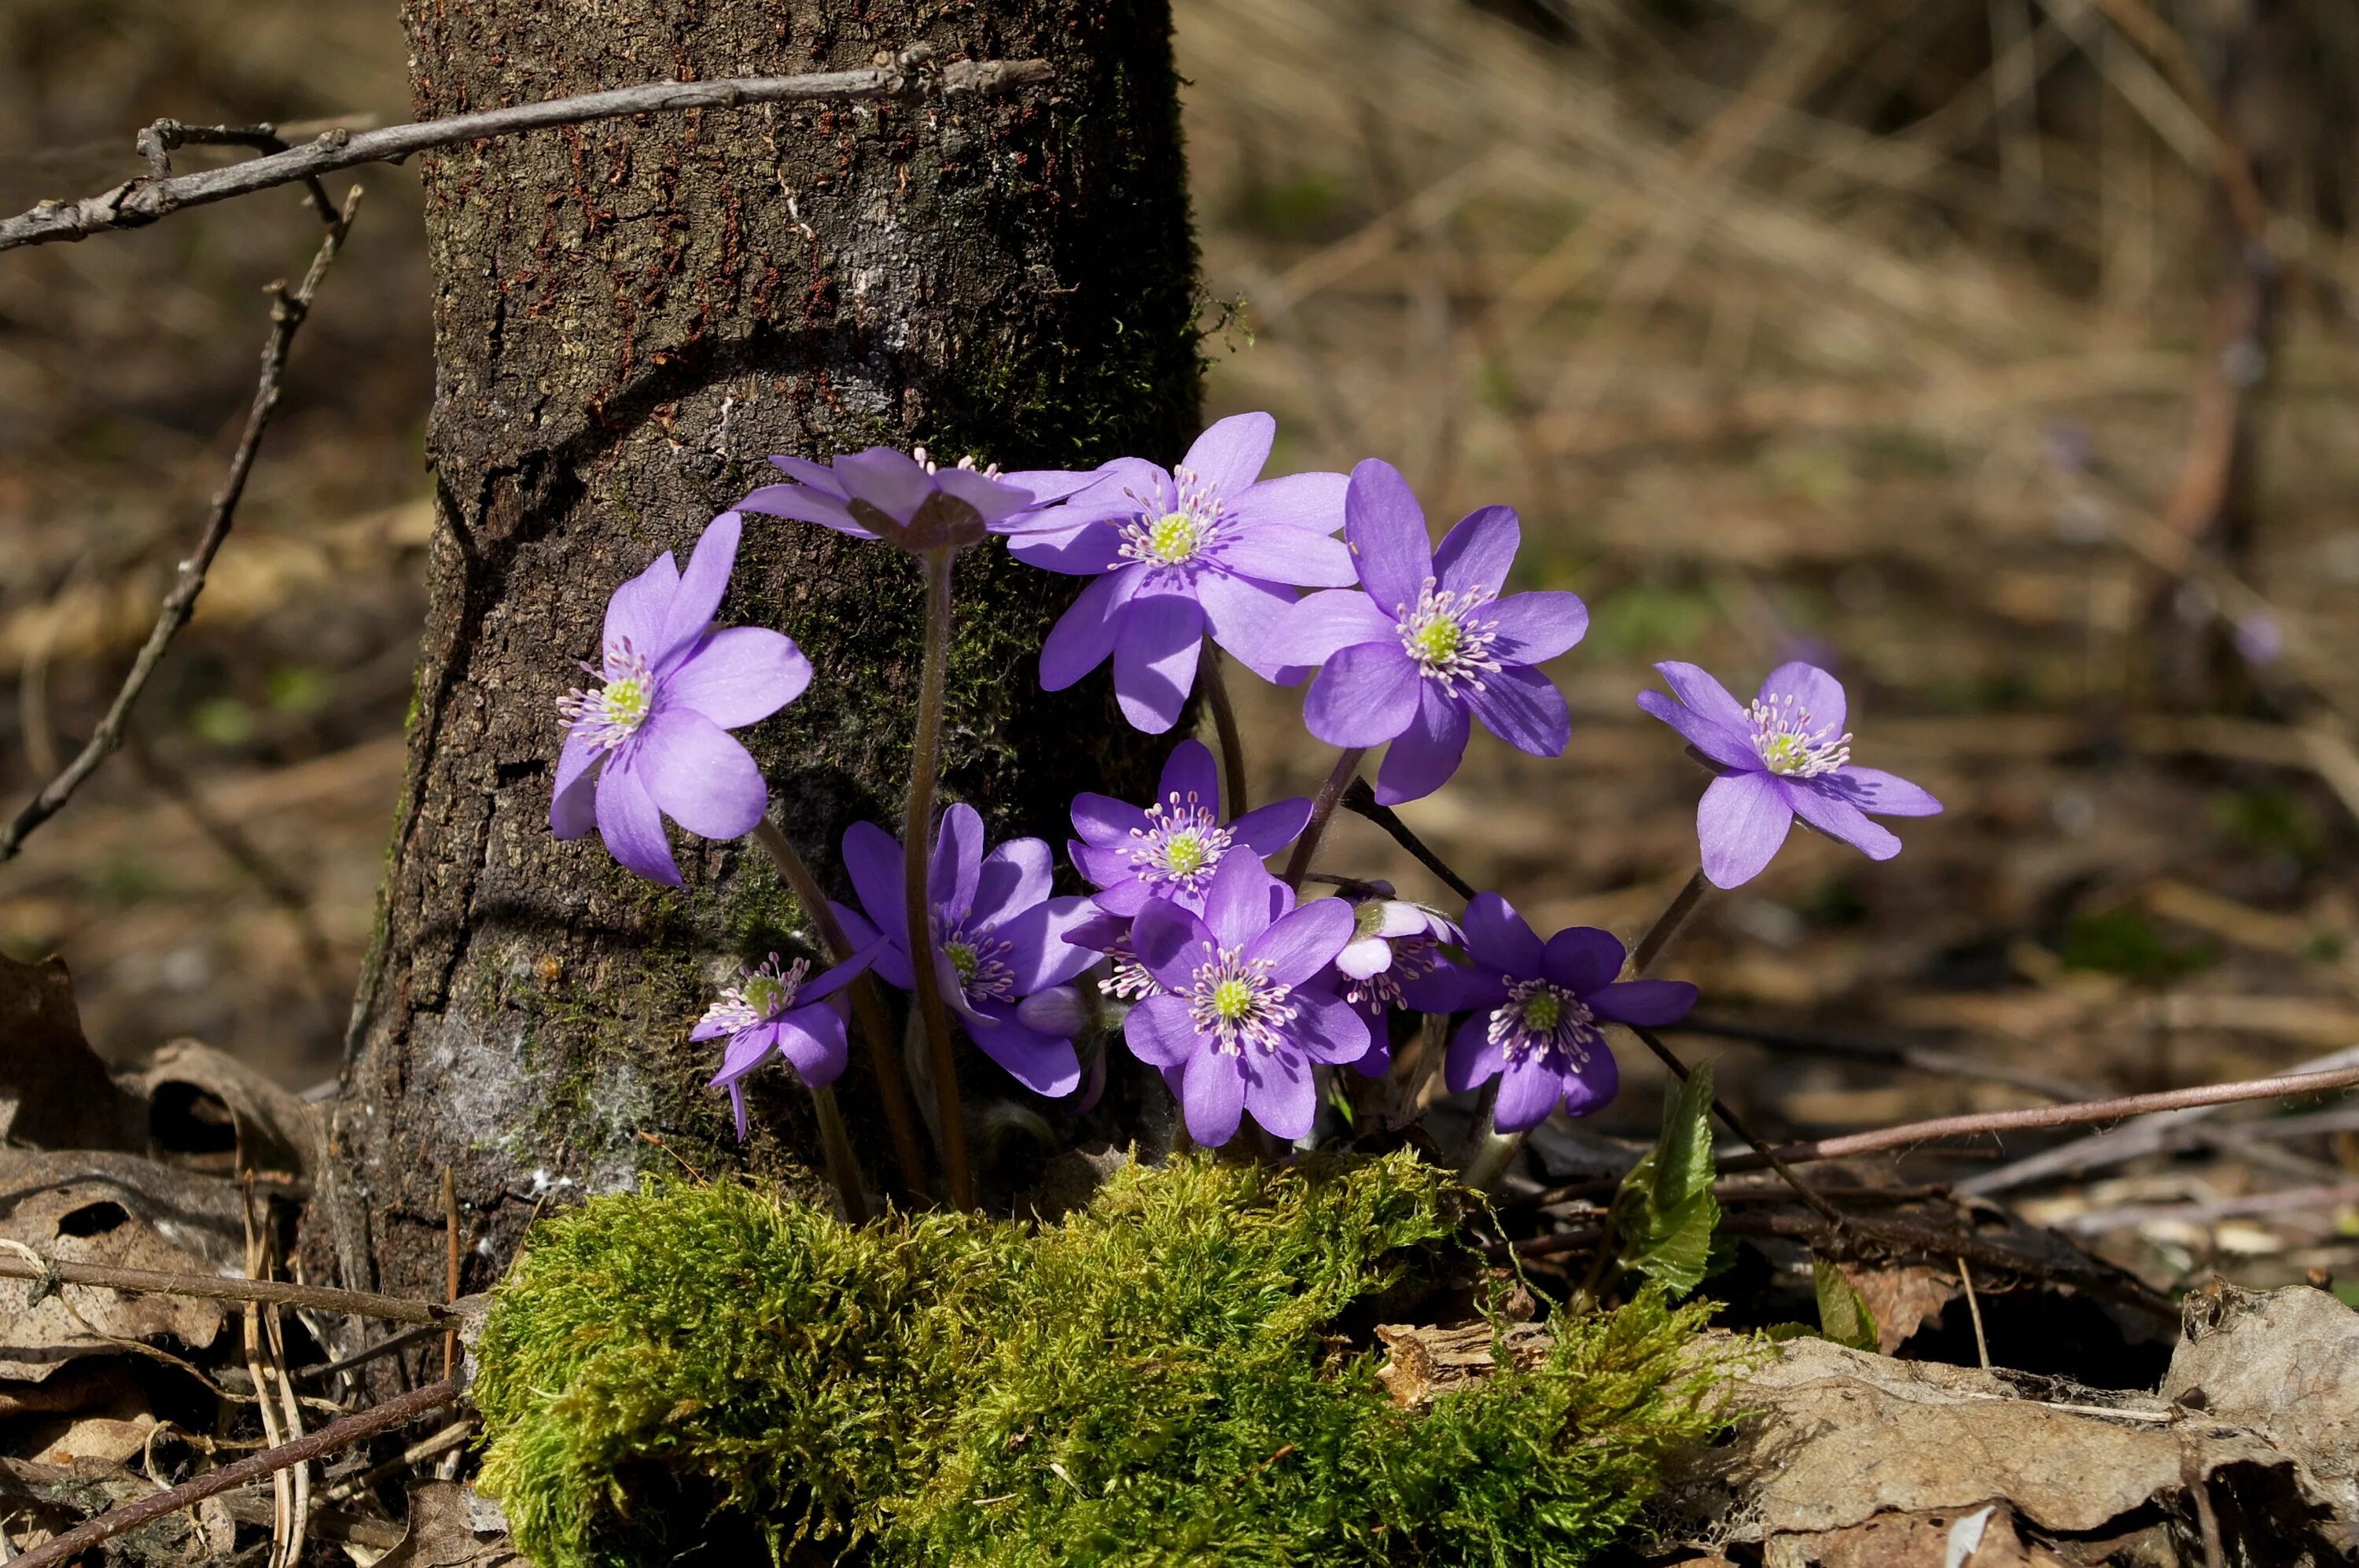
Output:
(808, 1088), (869, 1225)
(1281, 747), (1367, 890)
(1464, 870), (1712, 1193)
(751, 817), (929, 1204)
(907, 549), (975, 1211)
(1200, 643), (1250, 819)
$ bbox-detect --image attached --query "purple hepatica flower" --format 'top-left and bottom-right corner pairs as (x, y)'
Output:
(1123, 855), (1367, 1146)
(1260, 459), (1588, 805)
(1636, 661), (1944, 890)
(737, 445), (1098, 554)
(833, 803), (1098, 1097)
(1011, 412), (1356, 734)
(553, 511), (811, 887)
(1323, 888), (1470, 1077)
(1444, 894), (1698, 1133)
(1069, 739), (1313, 917)
(695, 951), (867, 1143)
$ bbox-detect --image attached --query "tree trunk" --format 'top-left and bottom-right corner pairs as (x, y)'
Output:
(313, 0), (1198, 1306)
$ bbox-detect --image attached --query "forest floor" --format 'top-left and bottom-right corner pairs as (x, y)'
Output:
(4, 0), (2359, 1562)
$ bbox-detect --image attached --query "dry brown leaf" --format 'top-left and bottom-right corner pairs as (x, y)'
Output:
(131, 1037), (319, 1179)
(2164, 1284), (2359, 1519)
(1835, 1261), (1961, 1356)
(376, 1480), (523, 1568)
(0, 951), (139, 1151)
(30, 1412), (156, 1468)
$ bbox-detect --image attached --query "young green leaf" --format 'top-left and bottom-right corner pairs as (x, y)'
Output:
(1613, 1062), (1720, 1297)
(1812, 1258), (1882, 1351)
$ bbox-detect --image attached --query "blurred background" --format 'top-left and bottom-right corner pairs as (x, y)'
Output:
(6, 0), (2357, 1286)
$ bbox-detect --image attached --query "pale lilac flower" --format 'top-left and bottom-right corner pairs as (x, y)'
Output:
(552, 512), (811, 886)
(736, 446), (1095, 554)
(1069, 739), (1312, 917)
(1636, 661), (1943, 889)
(695, 951), (868, 1141)
(833, 804), (1099, 1097)
(1260, 459), (1588, 804)
(1011, 413), (1356, 733)
(1122, 856), (1367, 1146)
(1444, 894), (1698, 1133)
(1320, 886), (1469, 1077)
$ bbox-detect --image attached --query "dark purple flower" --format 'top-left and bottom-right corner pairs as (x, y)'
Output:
(1069, 739), (1312, 917)
(552, 512), (811, 887)
(695, 951), (868, 1141)
(1322, 888), (1470, 1077)
(1121, 856), (1367, 1146)
(1012, 412), (1356, 734)
(737, 446), (1095, 554)
(833, 804), (1099, 1097)
(1260, 459), (1588, 804)
(1636, 661), (1943, 889)
(1444, 894), (1698, 1133)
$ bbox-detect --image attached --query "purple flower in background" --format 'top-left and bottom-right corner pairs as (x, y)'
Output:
(834, 804), (1098, 1096)
(1444, 895), (1698, 1133)
(1261, 459), (1588, 804)
(696, 951), (867, 1142)
(1122, 856), (1367, 1146)
(1636, 661), (1943, 889)
(1322, 887), (1469, 1077)
(553, 511), (811, 887)
(1069, 739), (1312, 917)
(1013, 412), (1356, 733)
(738, 446), (1097, 554)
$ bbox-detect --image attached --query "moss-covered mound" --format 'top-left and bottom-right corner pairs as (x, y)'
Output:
(471, 1152), (1726, 1567)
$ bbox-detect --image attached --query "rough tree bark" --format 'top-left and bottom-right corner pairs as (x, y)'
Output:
(313, 0), (1199, 1306)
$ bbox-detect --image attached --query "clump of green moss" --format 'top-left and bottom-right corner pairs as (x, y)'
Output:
(472, 1153), (1728, 1567)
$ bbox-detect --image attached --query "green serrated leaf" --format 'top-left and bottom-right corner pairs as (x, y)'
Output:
(1613, 1063), (1721, 1297)
(1812, 1258), (1880, 1351)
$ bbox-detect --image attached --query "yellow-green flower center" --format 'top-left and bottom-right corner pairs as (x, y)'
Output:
(1411, 617), (1463, 666)
(1146, 511), (1200, 564)
(946, 941), (979, 981)
(1210, 976), (1255, 1021)
(1520, 990), (1562, 1032)
(742, 974), (789, 1017)
(602, 675), (652, 728)
(1162, 830), (1210, 878)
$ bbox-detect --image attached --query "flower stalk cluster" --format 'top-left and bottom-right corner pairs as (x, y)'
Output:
(544, 408), (1941, 1211)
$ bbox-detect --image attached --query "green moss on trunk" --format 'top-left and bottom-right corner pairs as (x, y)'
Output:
(473, 1153), (1732, 1567)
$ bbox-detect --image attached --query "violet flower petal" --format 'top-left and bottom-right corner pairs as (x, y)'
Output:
(1831, 766), (1943, 817)
(1783, 778), (1902, 859)
(1159, 738), (1221, 808)
(1230, 797), (1314, 856)
(1588, 979), (1698, 1029)
(1133, 898), (1220, 993)
(1373, 683), (1470, 805)
(1006, 521), (1126, 576)
(832, 447), (938, 521)
(1759, 661), (1846, 734)
(1540, 927), (1625, 995)
(594, 762), (679, 886)
(1635, 689), (1760, 771)
(1344, 458), (1433, 613)
(551, 731), (601, 838)
(1124, 992), (1200, 1067)
(932, 803), (986, 918)
(965, 1004), (1082, 1096)
(1432, 504), (1520, 597)
(1654, 661), (1753, 733)
(1444, 1013), (1505, 1093)
(1290, 991), (1371, 1066)
(635, 709), (768, 840)
(775, 1004), (850, 1088)
(1246, 897), (1354, 988)
(1110, 591), (1205, 734)
(603, 551), (679, 656)
(1494, 1053), (1567, 1132)
(1069, 792), (1151, 848)
(1040, 568), (1142, 690)
(1560, 1042), (1619, 1117)
(1244, 1051), (1317, 1139)
(1180, 411), (1274, 495)
(1488, 591), (1589, 664)
(1257, 588), (1394, 669)
(1015, 985), (1089, 1039)
(1199, 852), (1278, 952)
(1462, 892), (1545, 977)
(661, 628), (811, 728)
(1195, 572), (1310, 682)
(974, 838), (1056, 928)
(1463, 662), (1571, 757)
(995, 896), (1099, 992)
(1305, 640), (1422, 746)
(736, 484), (876, 537)
(1183, 1049), (1247, 1146)
(1213, 526), (1356, 587)
(653, 511), (741, 669)
(841, 822), (907, 937)
(1698, 769), (1794, 889)
(1224, 469), (1348, 533)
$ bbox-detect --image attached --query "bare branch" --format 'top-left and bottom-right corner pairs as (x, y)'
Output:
(11, 1380), (458, 1568)
(0, 1247), (453, 1324)
(0, 53), (1052, 254)
(0, 186), (360, 863)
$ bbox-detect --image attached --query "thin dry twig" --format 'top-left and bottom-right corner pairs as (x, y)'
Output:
(0, 53), (1050, 254)
(0, 1250), (452, 1324)
(10, 1381), (459, 1568)
(0, 186), (362, 862)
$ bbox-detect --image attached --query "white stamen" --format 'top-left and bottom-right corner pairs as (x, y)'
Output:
(1747, 693), (1853, 778)
(1393, 576), (1503, 694)
(1117, 465), (1224, 570)
(1185, 944), (1296, 1056)
(556, 637), (657, 752)
(1485, 977), (1601, 1066)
